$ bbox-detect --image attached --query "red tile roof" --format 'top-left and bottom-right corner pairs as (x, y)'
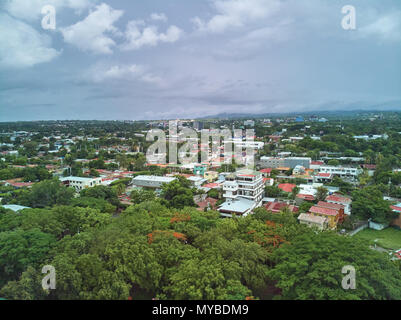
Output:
(391, 206), (401, 213)
(316, 173), (332, 178)
(260, 168), (272, 174)
(197, 197), (218, 211)
(265, 202), (299, 213)
(297, 194), (315, 201)
(362, 164), (377, 170)
(311, 161), (324, 165)
(326, 194), (352, 204)
(278, 183), (296, 193)
(203, 183), (221, 189)
(317, 201), (344, 211)
(6, 181), (34, 188)
(309, 206), (339, 217)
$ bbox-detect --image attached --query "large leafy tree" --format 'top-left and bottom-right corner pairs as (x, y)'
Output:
(352, 186), (397, 224)
(23, 178), (75, 208)
(0, 229), (56, 286)
(269, 232), (401, 300)
(160, 177), (196, 209)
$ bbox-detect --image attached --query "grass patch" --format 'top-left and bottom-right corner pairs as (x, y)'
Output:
(354, 227), (401, 250)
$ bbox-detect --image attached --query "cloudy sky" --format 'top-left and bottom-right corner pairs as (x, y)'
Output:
(0, 0), (400, 121)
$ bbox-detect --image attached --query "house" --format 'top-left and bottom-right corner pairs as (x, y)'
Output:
(310, 161), (324, 170)
(60, 176), (102, 192)
(188, 176), (207, 188)
(298, 213), (328, 230)
(317, 201), (345, 222)
(259, 168), (272, 177)
(293, 165), (306, 175)
(296, 193), (315, 204)
(391, 203), (401, 229)
(204, 171), (219, 182)
(4, 180), (34, 189)
(308, 203), (344, 229)
(197, 197), (218, 211)
(314, 172), (333, 183)
(326, 194), (352, 215)
(265, 201), (299, 214)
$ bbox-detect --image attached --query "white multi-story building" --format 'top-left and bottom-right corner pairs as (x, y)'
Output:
(222, 169), (264, 206)
(319, 166), (362, 180)
(60, 176), (102, 192)
(219, 169), (264, 218)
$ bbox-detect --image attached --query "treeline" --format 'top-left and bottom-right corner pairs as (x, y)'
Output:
(1, 201), (401, 300)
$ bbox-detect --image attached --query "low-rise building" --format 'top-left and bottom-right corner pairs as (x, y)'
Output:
(132, 175), (176, 190)
(219, 197), (256, 218)
(308, 202), (345, 229)
(188, 176), (207, 188)
(319, 166), (362, 181)
(265, 201), (299, 214)
(60, 176), (102, 191)
(298, 213), (328, 230)
(204, 171), (219, 182)
(326, 194), (352, 215)
(260, 157), (311, 169)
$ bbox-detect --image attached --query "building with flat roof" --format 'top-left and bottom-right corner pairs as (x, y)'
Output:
(219, 169), (264, 217)
(60, 176), (102, 192)
(319, 166), (362, 181)
(132, 175), (176, 190)
(260, 157), (311, 169)
(219, 197), (256, 218)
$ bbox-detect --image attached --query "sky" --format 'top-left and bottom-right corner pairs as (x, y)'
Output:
(0, 0), (400, 121)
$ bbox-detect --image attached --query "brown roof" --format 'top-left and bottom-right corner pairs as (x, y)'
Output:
(317, 201), (344, 211)
(309, 206), (339, 217)
(326, 194), (352, 204)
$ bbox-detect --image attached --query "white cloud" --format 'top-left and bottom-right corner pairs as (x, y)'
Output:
(150, 13), (168, 22)
(192, 0), (281, 33)
(87, 63), (163, 85)
(0, 13), (60, 68)
(2, 0), (97, 21)
(359, 12), (401, 42)
(60, 3), (123, 54)
(121, 20), (183, 51)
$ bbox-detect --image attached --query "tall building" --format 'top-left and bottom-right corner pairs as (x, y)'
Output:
(193, 121), (204, 131)
(219, 169), (264, 217)
(220, 169), (264, 213)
